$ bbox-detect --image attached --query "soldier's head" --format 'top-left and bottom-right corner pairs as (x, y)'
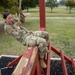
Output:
(3, 12), (13, 24)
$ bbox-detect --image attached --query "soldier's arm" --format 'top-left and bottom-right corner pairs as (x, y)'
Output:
(20, 26), (29, 32)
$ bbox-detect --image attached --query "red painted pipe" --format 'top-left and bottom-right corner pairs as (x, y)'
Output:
(39, 0), (46, 30)
(71, 58), (75, 72)
(30, 51), (41, 75)
(7, 54), (23, 67)
(46, 42), (51, 75)
(51, 46), (72, 64)
(60, 50), (68, 75)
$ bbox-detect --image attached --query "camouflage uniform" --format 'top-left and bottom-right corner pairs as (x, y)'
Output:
(13, 13), (25, 24)
(4, 22), (49, 59)
(20, 13), (25, 23)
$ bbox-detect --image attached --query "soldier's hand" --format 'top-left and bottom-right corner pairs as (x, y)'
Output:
(18, 9), (22, 14)
(16, 21), (22, 26)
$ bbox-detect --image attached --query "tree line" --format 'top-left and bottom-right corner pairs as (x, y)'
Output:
(0, 0), (38, 14)
(0, 0), (75, 14)
(59, 0), (75, 13)
(46, 0), (75, 13)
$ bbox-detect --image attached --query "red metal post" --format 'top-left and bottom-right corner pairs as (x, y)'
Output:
(39, 0), (46, 30)
(20, 47), (39, 75)
(12, 47), (42, 75)
(60, 50), (68, 75)
(71, 58), (75, 72)
(46, 42), (51, 75)
(51, 45), (72, 64)
(30, 51), (41, 75)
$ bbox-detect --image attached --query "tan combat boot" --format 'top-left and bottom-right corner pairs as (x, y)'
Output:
(40, 59), (47, 68)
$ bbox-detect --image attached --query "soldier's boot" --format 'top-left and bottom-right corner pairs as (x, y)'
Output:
(40, 58), (47, 68)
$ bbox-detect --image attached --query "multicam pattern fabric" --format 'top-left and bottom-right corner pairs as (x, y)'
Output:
(20, 13), (25, 23)
(4, 22), (49, 59)
(13, 13), (25, 24)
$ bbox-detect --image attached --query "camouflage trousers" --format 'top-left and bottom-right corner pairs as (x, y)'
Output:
(25, 31), (49, 59)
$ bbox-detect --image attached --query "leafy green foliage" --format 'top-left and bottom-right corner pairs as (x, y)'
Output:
(65, 0), (75, 13)
(0, 0), (38, 13)
(46, 0), (58, 13)
(22, 0), (38, 12)
(0, 0), (18, 14)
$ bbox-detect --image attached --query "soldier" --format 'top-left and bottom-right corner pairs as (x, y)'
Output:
(3, 12), (49, 68)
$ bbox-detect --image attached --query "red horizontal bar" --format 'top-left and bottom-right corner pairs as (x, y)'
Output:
(7, 54), (23, 68)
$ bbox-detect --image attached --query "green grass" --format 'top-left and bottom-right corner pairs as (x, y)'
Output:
(46, 6), (75, 17)
(46, 19), (75, 58)
(23, 6), (75, 17)
(0, 6), (75, 58)
(1, 19), (75, 58)
(0, 28), (27, 55)
(24, 19), (75, 58)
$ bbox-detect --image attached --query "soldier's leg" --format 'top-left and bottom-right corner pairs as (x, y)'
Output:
(25, 35), (37, 47)
(36, 37), (48, 68)
(25, 35), (48, 55)
(25, 35), (48, 68)
(33, 31), (49, 46)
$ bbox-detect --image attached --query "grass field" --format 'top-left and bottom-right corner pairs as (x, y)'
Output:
(23, 6), (75, 17)
(24, 19), (75, 58)
(0, 6), (75, 58)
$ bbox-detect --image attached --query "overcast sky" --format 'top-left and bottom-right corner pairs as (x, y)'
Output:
(57, 0), (60, 2)
(45, 0), (61, 2)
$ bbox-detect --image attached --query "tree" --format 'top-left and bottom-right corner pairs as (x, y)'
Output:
(0, 0), (18, 14)
(47, 0), (58, 13)
(65, 0), (75, 13)
(21, 0), (30, 12)
(22, 0), (38, 12)
(0, 0), (39, 14)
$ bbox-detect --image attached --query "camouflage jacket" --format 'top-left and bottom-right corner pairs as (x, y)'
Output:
(4, 22), (31, 45)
